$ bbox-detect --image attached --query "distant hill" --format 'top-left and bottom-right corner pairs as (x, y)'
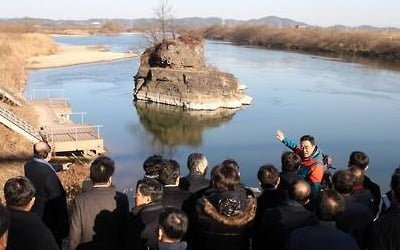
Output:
(0, 16), (309, 29)
(244, 16), (307, 27)
(0, 16), (398, 31)
(328, 24), (400, 31)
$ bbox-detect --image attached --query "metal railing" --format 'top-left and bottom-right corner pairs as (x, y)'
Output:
(0, 104), (41, 140)
(30, 88), (65, 100)
(0, 86), (24, 106)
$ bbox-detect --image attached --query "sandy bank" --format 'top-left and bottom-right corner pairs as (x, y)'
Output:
(26, 45), (138, 69)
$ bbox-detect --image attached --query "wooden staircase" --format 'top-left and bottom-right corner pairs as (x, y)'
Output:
(0, 86), (25, 106)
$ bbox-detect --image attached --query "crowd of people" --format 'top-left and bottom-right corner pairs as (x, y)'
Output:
(0, 130), (399, 250)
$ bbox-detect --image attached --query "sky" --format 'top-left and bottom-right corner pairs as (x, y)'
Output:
(1, 0), (400, 28)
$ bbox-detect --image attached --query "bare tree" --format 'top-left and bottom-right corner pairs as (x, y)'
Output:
(153, 0), (174, 40)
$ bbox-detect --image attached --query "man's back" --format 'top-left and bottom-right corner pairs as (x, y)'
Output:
(368, 205), (400, 250)
(351, 188), (375, 215)
(253, 189), (285, 250)
(24, 159), (63, 217)
(179, 174), (209, 193)
(279, 171), (302, 191)
(336, 196), (374, 249)
(125, 202), (164, 250)
(162, 186), (192, 209)
(24, 159), (69, 244)
(7, 208), (59, 250)
(287, 221), (359, 250)
(363, 175), (381, 216)
(261, 200), (318, 250)
(69, 187), (129, 250)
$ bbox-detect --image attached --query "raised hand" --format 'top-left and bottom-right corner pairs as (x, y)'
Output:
(276, 130), (285, 141)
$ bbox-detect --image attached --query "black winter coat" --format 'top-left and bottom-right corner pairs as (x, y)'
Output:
(253, 189), (285, 250)
(125, 202), (163, 250)
(7, 209), (59, 250)
(192, 190), (256, 250)
(336, 196), (374, 250)
(162, 186), (192, 210)
(261, 200), (318, 250)
(179, 175), (210, 193)
(287, 221), (359, 250)
(363, 176), (381, 216)
(368, 204), (400, 250)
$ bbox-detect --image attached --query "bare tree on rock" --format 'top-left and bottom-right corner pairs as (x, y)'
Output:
(153, 0), (175, 41)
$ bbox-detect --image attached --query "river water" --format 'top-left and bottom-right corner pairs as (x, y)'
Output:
(25, 34), (400, 194)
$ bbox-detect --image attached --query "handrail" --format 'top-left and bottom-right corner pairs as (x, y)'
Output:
(30, 89), (65, 100)
(0, 86), (24, 106)
(0, 104), (41, 140)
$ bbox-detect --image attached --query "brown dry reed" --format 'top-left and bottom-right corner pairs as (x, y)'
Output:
(0, 30), (58, 96)
(198, 24), (400, 61)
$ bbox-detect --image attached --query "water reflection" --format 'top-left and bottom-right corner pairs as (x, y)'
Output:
(134, 101), (237, 148)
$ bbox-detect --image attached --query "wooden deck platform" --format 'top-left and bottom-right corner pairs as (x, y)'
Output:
(43, 125), (105, 155)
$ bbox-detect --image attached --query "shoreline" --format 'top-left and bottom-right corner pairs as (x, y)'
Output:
(202, 25), (400, 62)
(26, 45), (138, 69)
(1, 35), (140, 201)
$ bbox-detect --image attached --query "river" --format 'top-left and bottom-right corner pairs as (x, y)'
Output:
(25, 34), (400, 194)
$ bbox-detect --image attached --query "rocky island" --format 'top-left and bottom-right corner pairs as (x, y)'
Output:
(133, 36), (252, 110)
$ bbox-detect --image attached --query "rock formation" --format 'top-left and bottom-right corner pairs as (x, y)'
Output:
(133, 36), (252, 110)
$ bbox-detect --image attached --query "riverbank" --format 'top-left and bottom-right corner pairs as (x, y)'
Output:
(0, 34), (133, 201)
(27, 45), (137, 69)
(200, 25), (400, 61)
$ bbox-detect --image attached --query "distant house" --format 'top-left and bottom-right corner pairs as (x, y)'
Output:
(295, 25), (307, 29)
(90, 21), (101, 27)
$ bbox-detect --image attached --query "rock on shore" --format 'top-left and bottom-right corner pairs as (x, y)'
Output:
(133, 36), (252, 110)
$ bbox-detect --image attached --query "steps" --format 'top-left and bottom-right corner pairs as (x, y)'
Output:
(0, 104), (42, 142)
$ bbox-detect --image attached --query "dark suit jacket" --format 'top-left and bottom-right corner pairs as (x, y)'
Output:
(7, 208), (59, 250)
(261, 200), (318, 250)
(279, 172), (301, 192)
(368, 204), (400, 250)
(24, 158), (69, 240)
(162, 186), (192, 210)
(125, 202), (164, 250)
(363, 176), (381, 216)
(179, 175), (210, 193)
(336, 196), (374, 250)
(253, 189), (285, 250)
(69, 186), (129, 250)
(287, 221), (359, 250)
(351, 188), (375, 216)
